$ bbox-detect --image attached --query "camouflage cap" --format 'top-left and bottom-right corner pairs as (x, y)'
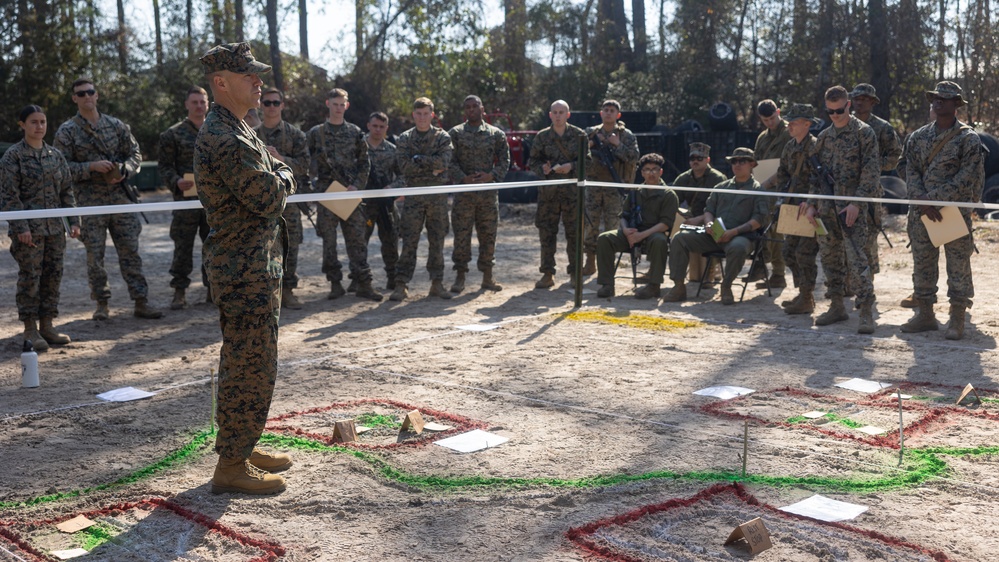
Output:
(783, 103), (821, 126)
(688, 142), (711, 158)
(725, 147), (757, 163)
(848, 83), (880, 103)
(926, 81), (967, 106)
(200, 42), (272, 75)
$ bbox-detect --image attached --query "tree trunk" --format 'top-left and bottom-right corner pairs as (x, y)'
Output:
(869, 0), (890, 118)
(937, 0), (947, 79)
(266, 0), (284, 90)
(186, 0), (194, 58)
(153, 0), (163, 69)
(817, 0), (836, 106)
(212, 0), (223, 44)
(235, 0), (244, 42)
(632, 0), (647, 69)
(356, 0), (364, 61)
(116, 0), (127, 73)
(595, 0), (632, 69)
(299, 0), (309, 60)
(504, 0), (528, 91)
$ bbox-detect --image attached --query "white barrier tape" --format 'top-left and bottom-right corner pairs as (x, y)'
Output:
(0, 178), (576, 221)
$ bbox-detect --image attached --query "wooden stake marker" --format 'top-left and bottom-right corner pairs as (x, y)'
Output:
(956, 383), (982, 405)
(399, 410), (426, 434)
(332, 419), (359, 443)
(724, 517), (773, 554)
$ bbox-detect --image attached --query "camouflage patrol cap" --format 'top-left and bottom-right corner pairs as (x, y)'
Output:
(200, 42), (272, 75)
(725, 147), (757, 163)
(926, 81), (967, 106)
(688, 142), (711, 158)
(783, 103), (821, 126)
(848, 83), (880, 103)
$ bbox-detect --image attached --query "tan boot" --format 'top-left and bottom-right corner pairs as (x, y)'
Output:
(900, 293), (917, 308)
(450, 271), (466, 294)
(900, 304), (938, 333)
(781, 293), (801, 308)
(39, 318), (70, 345)
(784, 290), (815, 315)
(597, 284), (615, 298)
(582, 252), (596, 276)
(389, 282), (409, 302)
(857, 302), (875, 334)
(93, 300), (110, 321)
(945, 304), (966, 340)
(170, 288), (187, 310)
(22, 320), (49, 352)
(355, 279), (384, 302)
(534, 273), (555, 289)
(481, 268), (502, 292)
(281, 287), (303, 309)
(662, 282), (687, 303)
(720, 283), (735, 305)
(635, 283), (661, 300)
(248, 447), (293, 473)
(428, 279), (453, 299)
(756, 274), (786, 290)
(815, 297), (848, 326)
(134, 298), (164, 319)
(211, 457), (286, 495)
(328, 281), (346, 300)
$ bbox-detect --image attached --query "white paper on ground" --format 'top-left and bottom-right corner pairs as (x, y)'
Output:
(96, 386), (156, 402)
(456, 324), (500, 332)
(692, 386), (755, 400)
(51, 548), (90, 560)
(56, 515), (95, 533)
(566, 288), (596, 295)
(423, 422), (452, 431)
(834, 378), (892, 394)
(780, 494), (868, 522)
(856, 425), (886, 435)
(355, 425), (372, 434)
(802, 411), (826, 419)
(434, 429), (508, 453)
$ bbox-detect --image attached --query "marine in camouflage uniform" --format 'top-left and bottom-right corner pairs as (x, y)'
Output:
(583, 100), (639, 275)
(528, 100), (591, 288)
(764, 103), (821, 315)
(849, 83), (903, 277)
(1, 117), (80, 351)
(900, 81), (984, 340)
(254, 88), (311, 308)
(364, 112), (402, 288)
(307, 88), (380, 300)
(802, 86), (880, 334)
(673, 142), (727, 221)
(54, 79), (161, 320)
(752, 99), (793, 287)
(196, 43), (294, 495)
(159, 87), (211, 309)
(447, 95), (511, 293)
(391, 97), (454, 301)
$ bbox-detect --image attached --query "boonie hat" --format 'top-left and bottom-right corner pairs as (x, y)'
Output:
(783, 103), (821, 126)
(725, 147), (757, 164)
(925, 81), (967, 106)
(848, 83), (881, 103)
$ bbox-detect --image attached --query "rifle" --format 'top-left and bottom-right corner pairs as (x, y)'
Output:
(624, 190), (642, 285)
(590, 131), (623, 184)
(113, 163), (149, 224)
(808, 155), (870, 278)
(869, 197), (893, 248)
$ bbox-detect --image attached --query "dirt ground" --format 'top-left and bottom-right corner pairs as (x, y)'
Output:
(1, 189), (998, 561)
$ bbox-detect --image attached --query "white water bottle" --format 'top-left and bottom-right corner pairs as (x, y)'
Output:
(21, 340), (39, 388)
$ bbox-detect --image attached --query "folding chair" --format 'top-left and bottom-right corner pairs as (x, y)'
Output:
(694, 231), (772, 301)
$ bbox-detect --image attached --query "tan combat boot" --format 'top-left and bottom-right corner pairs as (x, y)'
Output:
(720, 283), (735, 305)
(389, 282), (409, 302)
(355, 279), (384, 302)
(281, 287), (303, 309)
(328, 281), (346, 300)
(450, 271), (466, 294)
(534, 273), (555, 289)
(39, 318), (71, 345)
(857, 302), (875, 334)
(900, 303), (938, 333)
(582, 252), (596, 276)
(22, 319), (49, 352)
(945, 304), (966, 340)
(170, 288), (187, 310)
(481, 268), (502, 292)
(428, 279), (453, 299)
(634, 283), (661, 300)
(781, 293), (801, 308)
(662, 282), (687, 303)
(815, 297), (848, 326)
(784, 289), (815, 315)
(248, 447), (293, 472)
(346, 278), (357, 293)
(93, 300), (110, 321)
(597, 284), (615, 298)
(134, 298), (164, 319)
(900, 293), (917, 308)
(211, 457), (286, 495)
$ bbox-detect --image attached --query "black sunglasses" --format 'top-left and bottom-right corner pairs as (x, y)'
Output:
(74, 89), (96, 98)
(261, 100), (282, 107)
(729, 158), (754, 165)
(825, 106), (848, 115)
(689, 156), (705, 162)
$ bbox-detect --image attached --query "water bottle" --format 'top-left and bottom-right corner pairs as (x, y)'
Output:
(21, 340), (39, 388)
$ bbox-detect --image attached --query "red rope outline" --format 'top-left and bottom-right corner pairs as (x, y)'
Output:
(870, 382), (999, 421)
(697, 386), (961, 449)
(266, 398), (489, 450)
(0, 497), (285, 562)
(566, 483), (952, 562)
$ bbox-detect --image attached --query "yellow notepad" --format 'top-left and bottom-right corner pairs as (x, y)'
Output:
(921, 205), (969, 247)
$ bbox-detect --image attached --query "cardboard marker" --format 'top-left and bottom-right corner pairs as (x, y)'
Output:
(399, 410), (426, 434)
(332, 419), (358, 443)
(956, 383), (982, 405)
(724, 517), (773, 554)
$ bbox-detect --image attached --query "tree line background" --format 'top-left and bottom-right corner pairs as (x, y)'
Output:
(2, 0), (996, 161)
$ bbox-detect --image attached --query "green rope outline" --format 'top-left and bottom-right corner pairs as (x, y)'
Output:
(2, 429), (996, 511)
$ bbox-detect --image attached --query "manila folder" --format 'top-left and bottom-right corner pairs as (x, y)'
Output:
(320, 180), (362, 221)
(921, 205), (969, 247)
(776, 204), (815, 237)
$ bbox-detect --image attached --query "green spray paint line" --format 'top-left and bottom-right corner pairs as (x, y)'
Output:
(354, 413), (402, 429)
(787, 413), (864, 429)
(76, 523), (119, 551)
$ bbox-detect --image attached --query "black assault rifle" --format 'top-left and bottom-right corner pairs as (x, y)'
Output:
(808, 155), (870, 278)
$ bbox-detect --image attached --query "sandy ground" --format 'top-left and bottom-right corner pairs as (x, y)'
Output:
(1, 190), (998, 561)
